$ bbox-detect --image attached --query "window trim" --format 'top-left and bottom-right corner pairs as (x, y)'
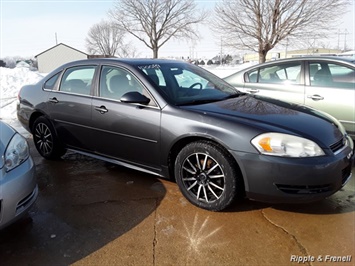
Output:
(97, 64), (160, 108)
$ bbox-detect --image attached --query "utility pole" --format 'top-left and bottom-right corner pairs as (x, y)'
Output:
(55, 32), (58, 45)
(338, 29), (348, 51)
(344, 29), (348, 51)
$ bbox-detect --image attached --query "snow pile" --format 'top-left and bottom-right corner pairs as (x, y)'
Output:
(0, 65), (44, 135)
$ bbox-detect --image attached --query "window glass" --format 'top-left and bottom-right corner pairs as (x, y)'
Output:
(328, 63), (355, 88)
(44, 73), (60, 90)
(246, 69), (259, 82)
(99, 66), (156, 106)
(59, 66), (96, 95)
(173, 68), (209, 88)
(308, 62), (353, 87)
(136, 63), (237, 105)
(141, 68), (166, 87)
(254, 63), (301, 84)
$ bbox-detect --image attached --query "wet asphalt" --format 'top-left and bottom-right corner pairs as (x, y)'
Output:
(0, 138), (354, 266)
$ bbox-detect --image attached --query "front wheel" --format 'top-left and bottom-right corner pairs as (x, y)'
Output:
(175, 141), (241, 211)
(32, 116), (66, 159)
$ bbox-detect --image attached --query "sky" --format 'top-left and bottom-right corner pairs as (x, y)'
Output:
(0, 0), (354, 59)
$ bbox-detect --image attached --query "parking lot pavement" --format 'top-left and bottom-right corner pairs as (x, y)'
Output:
(1, 140), (354, 266)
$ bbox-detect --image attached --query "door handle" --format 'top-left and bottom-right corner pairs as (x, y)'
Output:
(307, 94), (324, 101)
(245, 88), (259, 94)
(49, 97), (59, 103)
(94, 105), (108, 114)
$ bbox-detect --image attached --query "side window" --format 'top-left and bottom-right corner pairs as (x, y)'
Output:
(59, 66), (96, 95)
(99, 66), (156, 106)
(310, 62), (355, 88)
(328, 63), (355, 88)
(259, 66), (281, 83)
(255, 63), (301, 84)
(275, 63), (301, 84)
(246, 69), (259, 83)
(44, 72), (60, 90)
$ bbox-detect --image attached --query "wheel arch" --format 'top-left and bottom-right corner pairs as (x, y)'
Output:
(29, 111), (52, 133)
(167, 136), (245, 194)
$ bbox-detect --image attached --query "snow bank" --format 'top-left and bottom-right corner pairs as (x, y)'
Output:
(0, 66), (44, 135)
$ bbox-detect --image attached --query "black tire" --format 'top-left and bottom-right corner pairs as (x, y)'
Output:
(175, 141), (240, 211)
(32, 116), (66, 159)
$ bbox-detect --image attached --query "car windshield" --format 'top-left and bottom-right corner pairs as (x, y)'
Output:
(135, 62), (240, 105)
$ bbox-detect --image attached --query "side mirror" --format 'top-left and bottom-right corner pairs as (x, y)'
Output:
(120, 91), (150, 105)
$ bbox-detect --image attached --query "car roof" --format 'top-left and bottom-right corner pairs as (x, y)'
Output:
(227, 56), (355, 76)
(62, 58), (186, 67)
(256, 56), (355, 66)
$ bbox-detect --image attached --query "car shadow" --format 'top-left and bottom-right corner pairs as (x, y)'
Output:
(0, 149), (166, 265)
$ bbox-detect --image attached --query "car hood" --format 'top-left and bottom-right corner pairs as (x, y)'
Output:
(0, 121), (16, 169)
(183, 94), (344, 146)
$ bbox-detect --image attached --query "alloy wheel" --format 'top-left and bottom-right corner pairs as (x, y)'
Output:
(34, 122), (54, 156)
(181, 152), (225, 203)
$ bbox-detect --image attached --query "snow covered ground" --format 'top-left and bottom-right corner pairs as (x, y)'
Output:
(0, 62), (253, 137)
(0, 64), (45, 137)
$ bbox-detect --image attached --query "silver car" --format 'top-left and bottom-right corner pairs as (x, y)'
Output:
(0, 121), (38, 230)
(224, 56), (355, 138)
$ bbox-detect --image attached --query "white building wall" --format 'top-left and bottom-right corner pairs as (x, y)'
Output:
(37, 44), (87, 73)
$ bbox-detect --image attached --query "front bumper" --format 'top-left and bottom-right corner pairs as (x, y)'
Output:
(231, 142), (354, 203)
(0, 156), (38, 230)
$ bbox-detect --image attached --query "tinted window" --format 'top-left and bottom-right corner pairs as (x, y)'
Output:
(99, 66), (156, 106)
(59, 66), (96, 95)
(44, 73), (60, 90)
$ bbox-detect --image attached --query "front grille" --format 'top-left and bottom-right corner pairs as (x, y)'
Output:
(330, 137), (346, 153)
(276, 184), (332, 194)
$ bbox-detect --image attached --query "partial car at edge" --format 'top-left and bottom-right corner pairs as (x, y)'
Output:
(224, 56), (355, 139)
(17, 58), (354, 211)
(0, 121), (38, 230)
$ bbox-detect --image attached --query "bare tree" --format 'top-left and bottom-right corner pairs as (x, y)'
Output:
(116, 42), (141, 58)
(214, 0), (350, 63)
(109, 0), (208, 58)
(86, 20), (127, 57)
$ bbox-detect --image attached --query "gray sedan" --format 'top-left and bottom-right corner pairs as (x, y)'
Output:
(17, 58), (354, 211)
(224, 56), (355, 138)
(0, 121), (38, 230)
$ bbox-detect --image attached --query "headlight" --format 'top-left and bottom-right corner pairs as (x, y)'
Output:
(251, 133), (325, 157)
(4, 133), (30, 171)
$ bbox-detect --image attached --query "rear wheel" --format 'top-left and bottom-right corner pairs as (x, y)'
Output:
(175, 141), (240, 211)
(32, 117), (66, 159)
